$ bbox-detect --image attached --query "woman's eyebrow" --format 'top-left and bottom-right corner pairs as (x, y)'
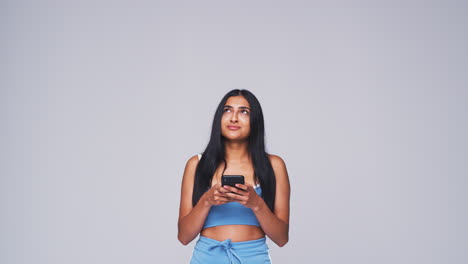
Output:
(224, 105), (251, 110)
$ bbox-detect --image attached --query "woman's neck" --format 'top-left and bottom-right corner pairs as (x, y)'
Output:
(224, 140), (250, 163)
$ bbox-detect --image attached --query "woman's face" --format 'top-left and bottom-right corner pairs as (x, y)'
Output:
(221, 96), (251, 142)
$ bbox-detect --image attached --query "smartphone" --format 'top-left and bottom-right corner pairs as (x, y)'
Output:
(221, 175), (245, 190)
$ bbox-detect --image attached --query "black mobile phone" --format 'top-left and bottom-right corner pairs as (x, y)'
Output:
(221, 175), (245, 190)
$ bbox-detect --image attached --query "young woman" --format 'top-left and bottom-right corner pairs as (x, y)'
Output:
(177, 89), (290, 264)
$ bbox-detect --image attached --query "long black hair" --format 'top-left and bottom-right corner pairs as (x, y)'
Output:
(192, 89), (276, 212)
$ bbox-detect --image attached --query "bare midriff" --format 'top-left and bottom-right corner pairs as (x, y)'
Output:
(201, 225), (265, 242)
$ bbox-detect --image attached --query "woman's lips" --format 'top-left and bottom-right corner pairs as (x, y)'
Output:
(227, 126), (241, 130)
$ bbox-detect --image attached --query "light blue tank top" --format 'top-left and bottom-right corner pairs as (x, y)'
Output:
(197, 153), (261, 228)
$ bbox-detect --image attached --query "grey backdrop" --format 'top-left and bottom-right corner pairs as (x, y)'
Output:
(1, 1), (467, 263)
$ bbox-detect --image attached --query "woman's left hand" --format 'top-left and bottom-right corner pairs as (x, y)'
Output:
(223, 184), (263, 210)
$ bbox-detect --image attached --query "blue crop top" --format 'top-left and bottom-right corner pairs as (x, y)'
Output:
(197, 153), (261, 228)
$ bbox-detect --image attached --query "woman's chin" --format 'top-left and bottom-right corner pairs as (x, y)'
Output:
(223, 136), (248, 142)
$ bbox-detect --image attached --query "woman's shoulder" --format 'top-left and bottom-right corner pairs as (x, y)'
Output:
(185, 153), (201, 169)
(267, 154), (290, 183)
(267, 153), (286, 168)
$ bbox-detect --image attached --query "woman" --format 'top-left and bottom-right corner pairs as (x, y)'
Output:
(177, 89), (290, 264)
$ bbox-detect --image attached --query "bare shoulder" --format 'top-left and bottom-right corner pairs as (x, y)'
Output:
(181, 154), (200, 183)
(267, 154), (290, 225)
(267, 154), (289, 182)
(180, 154), (200, 200)
(186, 154), (200, 169)
(268, 154), (287, 170)
(179, 154), (201, 220)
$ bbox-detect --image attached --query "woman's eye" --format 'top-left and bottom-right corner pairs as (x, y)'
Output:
(223, 108), (248, 115)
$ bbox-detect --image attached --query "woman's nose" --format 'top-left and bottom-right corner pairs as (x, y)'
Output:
(230, 112), (238, 122)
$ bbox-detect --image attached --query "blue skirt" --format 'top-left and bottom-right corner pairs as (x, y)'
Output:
(190, 236), (271, 264)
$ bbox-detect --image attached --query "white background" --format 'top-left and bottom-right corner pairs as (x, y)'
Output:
(1, 1), (467, 263)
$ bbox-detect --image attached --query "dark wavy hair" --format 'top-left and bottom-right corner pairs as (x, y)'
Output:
(192, 89), (276, 212)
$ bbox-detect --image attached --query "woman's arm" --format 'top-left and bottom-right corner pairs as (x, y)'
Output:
(177, 155), (210, 245)
(177, 155), (233, 245)
(253, 154), (290, 247)
(224, 154), (291, 247)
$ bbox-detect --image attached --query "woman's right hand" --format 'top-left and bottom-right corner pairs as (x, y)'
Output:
(202, 183), (233, 207)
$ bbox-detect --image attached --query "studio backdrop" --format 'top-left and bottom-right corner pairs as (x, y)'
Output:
(1, 1), (467, 264)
